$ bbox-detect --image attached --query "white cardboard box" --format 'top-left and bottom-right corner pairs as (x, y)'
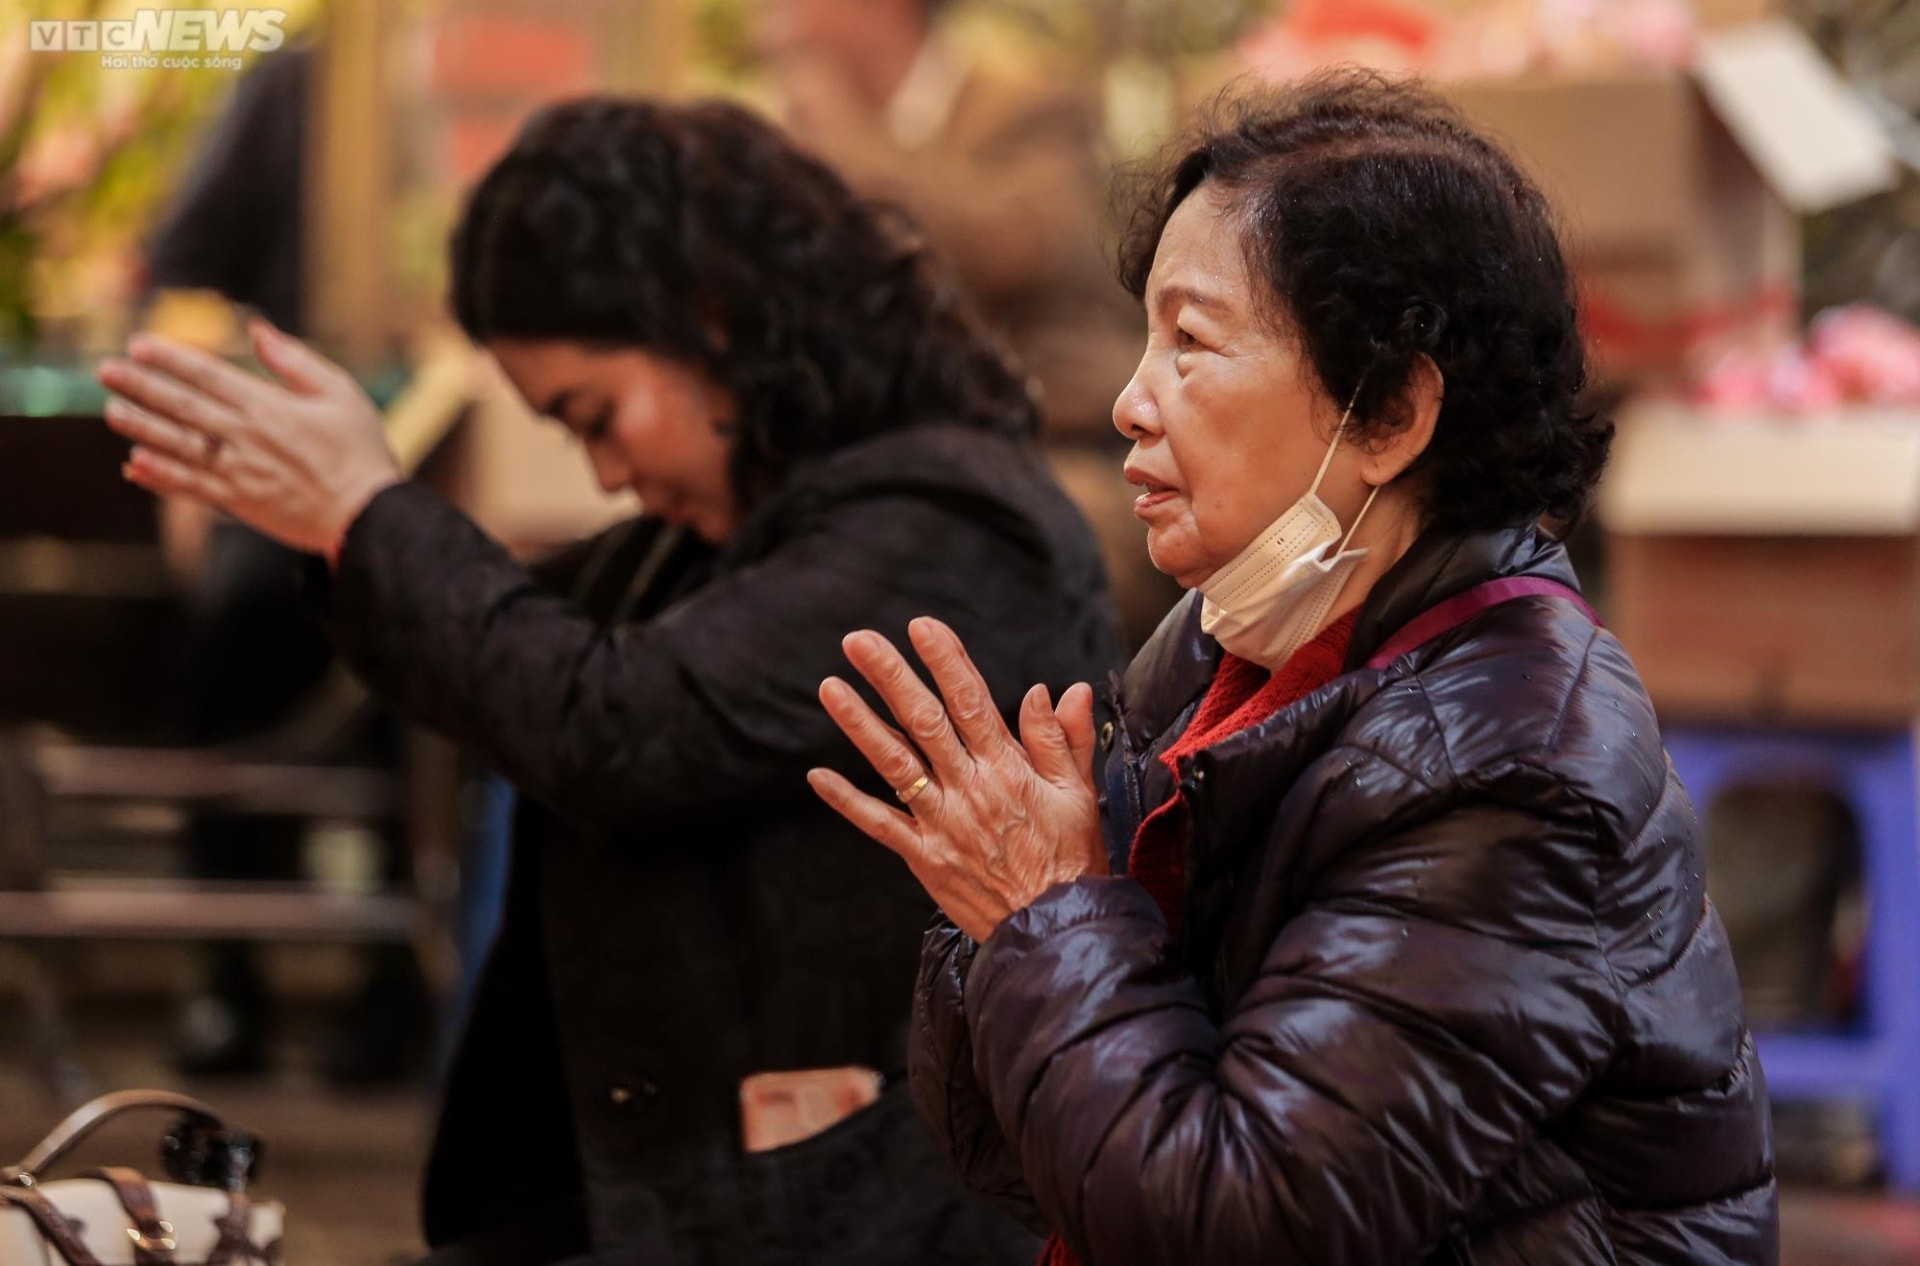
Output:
(1599, 399), (1920, 723)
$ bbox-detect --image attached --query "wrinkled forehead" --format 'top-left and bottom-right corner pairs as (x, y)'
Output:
(1145, 188), (1256, 321)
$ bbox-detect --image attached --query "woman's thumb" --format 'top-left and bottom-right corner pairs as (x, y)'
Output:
(1020, 682), (1090, 789)
(1056, 682), (1098, 792)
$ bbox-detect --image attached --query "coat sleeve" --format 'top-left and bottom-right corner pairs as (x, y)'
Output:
(520, 517), (637, 598)
(308, 480), (1059, 833)
(910, 919), (1049, 1234)
(960, 791), (1624, 1266)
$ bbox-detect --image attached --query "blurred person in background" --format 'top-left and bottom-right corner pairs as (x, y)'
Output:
(138, 42), (430, 1083)
(756, 0), (1180, 649)
(812, 75), (1778, 1265)
(99, 97), (1122, 1265)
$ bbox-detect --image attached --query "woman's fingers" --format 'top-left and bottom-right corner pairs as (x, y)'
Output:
(122, 444), (233, 506)
(805, 766), (921, 855)
(819, 676), (936, 799)
(1057, 681), (1099, 792)
(841, 629), (971, 778)
(103, 395), (223, 468)
(249, 317), (340, 397)
(908, 617), (1014, 757)
(124, 332), (268, 411)
(97, 357), (244, 445)
(1016, 681), (1100, 792)
(1017, 684), (1080, 788)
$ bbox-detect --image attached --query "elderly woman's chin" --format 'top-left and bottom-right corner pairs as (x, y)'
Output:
(1142, 526), (1214, 590)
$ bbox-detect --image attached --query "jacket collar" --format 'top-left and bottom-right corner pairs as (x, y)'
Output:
(1343, 521), (1577, 671)
(1116, 522), (1576, 747)
(1112, 592), (1214, 751)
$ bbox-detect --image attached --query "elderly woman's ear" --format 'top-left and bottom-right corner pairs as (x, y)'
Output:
(1355, 352), (1442, 491)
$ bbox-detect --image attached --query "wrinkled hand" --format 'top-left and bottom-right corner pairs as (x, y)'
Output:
(808, 617), (1108, 944)
(96, 319), (402, 556)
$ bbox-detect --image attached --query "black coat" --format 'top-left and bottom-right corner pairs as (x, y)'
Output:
(310, 423), (1127, 1263)
(911, 525), (1778, 1265)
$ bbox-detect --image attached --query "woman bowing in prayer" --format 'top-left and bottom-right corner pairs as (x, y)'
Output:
(98, 97), (1122, 1266)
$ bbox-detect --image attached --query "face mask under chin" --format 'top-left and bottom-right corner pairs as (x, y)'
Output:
(1196, 411), (1379, 670)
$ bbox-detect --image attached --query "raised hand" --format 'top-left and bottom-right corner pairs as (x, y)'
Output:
(808, 615), (1108, 944)
(97, 318), (401, 557)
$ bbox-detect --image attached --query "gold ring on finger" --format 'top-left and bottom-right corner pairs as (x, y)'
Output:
(896, 773), (931, 804)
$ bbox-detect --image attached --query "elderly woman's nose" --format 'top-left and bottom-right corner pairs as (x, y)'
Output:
(1112, 364), (1157, 440)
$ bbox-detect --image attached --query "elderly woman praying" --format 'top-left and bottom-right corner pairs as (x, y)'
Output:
(810, 73), (1778, 1266)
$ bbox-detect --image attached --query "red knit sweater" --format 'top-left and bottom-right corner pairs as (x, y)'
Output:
(1037, 610), (1358, 1266)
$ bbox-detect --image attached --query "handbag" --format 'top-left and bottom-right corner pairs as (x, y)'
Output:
(0, 1090), (283, 1265)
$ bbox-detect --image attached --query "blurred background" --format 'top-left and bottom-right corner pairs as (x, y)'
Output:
(0, 0), (1917, 1261)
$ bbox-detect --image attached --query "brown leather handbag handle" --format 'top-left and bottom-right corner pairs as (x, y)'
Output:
(79, 1166), (178, 1265)
(206, 1190), (276, 1266)
(1, 1091), (223, 1187)
(0, 1184), (104, 1266)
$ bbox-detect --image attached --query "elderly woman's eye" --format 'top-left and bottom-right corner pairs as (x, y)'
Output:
(1175, 327), (1200, 351)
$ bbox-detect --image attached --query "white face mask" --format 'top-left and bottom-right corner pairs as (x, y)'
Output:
(1196, 404), (1380, 670)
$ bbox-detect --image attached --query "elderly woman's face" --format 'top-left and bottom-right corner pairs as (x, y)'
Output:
(490, 339), (741, 544)
(1114, 184), (1350, 588)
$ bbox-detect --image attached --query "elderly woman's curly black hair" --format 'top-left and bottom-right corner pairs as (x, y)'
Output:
(449, 97), (1037, 505)
(1119, 71), (1612, 533)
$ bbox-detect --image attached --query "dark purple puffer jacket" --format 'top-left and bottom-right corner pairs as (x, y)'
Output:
(910, 525), (1778, 1265)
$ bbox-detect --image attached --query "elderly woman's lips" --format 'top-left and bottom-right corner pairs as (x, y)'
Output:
(1126, 466), (1179, 516)
(1133, 488), (1179, 516)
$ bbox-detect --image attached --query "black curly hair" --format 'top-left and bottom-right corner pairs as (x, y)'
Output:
(1118, 71), (1612, 533)
(449, 96), (1037, 507)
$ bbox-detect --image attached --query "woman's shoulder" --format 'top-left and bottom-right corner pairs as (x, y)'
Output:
(790, 421), (1049, 500)
(1354, 594), (1668, 840)
(747, 421), (1102, 563)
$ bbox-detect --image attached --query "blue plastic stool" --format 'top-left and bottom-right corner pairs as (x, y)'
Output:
(1664, 724), (1920, 1193)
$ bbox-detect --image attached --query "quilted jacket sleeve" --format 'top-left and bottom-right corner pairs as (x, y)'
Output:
(957, 791), (1624, 1266)
(306, 481), (1072, 834)
(910, 919), (1048, 1234)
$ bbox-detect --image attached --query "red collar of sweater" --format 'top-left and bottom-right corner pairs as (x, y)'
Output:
(1125, 610), (1359, 939)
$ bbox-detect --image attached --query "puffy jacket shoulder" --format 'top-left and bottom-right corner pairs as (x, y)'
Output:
(1337, 571), (1774, 1256)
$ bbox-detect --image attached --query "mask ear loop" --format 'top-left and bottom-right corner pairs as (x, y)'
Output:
(1310, 382), (1382, 554)
(1339, 484), (1383, 553)
(1305, 396), (1354, 502)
